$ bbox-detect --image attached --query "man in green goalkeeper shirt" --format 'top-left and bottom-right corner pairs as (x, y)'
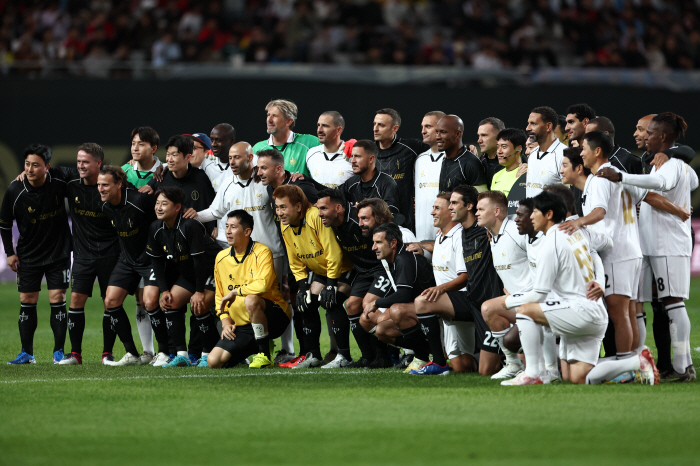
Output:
(122, 126), (162, 188)
(252, 99), (318, 177)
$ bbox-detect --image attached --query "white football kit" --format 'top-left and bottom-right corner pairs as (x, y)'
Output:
(306, 145), (353, 189)
(432, 224), (475, 358)
(490, 215), (530, 295)
(525, 139), (566, 197)
(414, 149), (444, 241)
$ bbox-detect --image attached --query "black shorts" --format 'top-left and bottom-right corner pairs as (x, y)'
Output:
(311, 270), (356, 288)
(16, 258), (71, 293)
(348, 269), (386, 298)
(107, 259), (158, 295)
(165, 273), (216, 294)
(447, 290), (500, 354)
(70, 256), (119, 298)
(215, 299), (291, 363)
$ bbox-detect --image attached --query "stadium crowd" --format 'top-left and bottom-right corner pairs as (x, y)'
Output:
(2, 0), (700, 76)
(1, 98), (696, 386)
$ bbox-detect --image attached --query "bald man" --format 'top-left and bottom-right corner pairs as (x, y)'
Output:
(437, 115), (487, 194)
(202, 123), (236, 192)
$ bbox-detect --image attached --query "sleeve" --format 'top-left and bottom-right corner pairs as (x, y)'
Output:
(622, 161), (681, 191)
(214, 257), (226, 318)
(531, 237), (558, 295)
(375, 288), (413, 309)
(400, 227), (418, 244)
(666, 145), (694, 164)
(146, 229), (169, 292)
(589, 177), (611, 212)
(584, 227), (613, 253)
(689, 165), (699, 191)
(238, 246), (277, 296)
(188, 222), (209, 292)
(147, 177), (159, 190)
(454, 230), (467, 274)
(393, 254), (417, 289)
(282, 230), (308, 282)
(0, 186), (16, 256)
(467, 158), (488, 187)
(317, 215), (346, 280)
(627, 185), (648, 206)
(591, 250), (605, 289)
(505, 289), (549, 309)
(197, 181), (229, 223)
(56, 166), (79, 180)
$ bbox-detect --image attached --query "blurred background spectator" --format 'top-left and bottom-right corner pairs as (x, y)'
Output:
(1, 0), (699, 77)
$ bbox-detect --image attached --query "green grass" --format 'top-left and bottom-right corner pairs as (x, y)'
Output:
(1, 281), (699, 466)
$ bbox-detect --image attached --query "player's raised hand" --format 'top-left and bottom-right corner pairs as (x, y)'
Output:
(138, 185), (153, 194)
(153, 165), (167, 183)
(516, 162), (528, 177)
(7, 255), (19, 272)
(289, 172), (305, 182)
(651, 152), (669, 168)
(182, 207), (198, 219)
(405, 243), (424, 256)
(595, 167), (621, 182)
(14, 171), (26, 182)
(468, 144), (479, 155)
(559, 218), (582, 235)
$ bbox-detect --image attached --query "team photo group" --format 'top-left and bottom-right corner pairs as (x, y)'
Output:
(2, 98), (696, 385)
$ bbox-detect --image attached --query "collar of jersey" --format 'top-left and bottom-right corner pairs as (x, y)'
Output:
(162, 215), (182, 230)
(267, 131), (295, 146)
(290, 213), (308, 236)
(535, 140), (561, 160)
(438, 223), (463, 243)
(430, 151), (445, 163)
(233, 175), (253, 188)
(24, 170), (52, 191)
(230, 239), (255, 263)
(492, 216), (510, 243)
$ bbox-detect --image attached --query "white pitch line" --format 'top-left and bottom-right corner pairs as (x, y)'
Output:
(0, 369), (371, 384)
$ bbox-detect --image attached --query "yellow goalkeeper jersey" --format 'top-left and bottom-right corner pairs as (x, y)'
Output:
(214, 240), (290, 324)
(281, 206), (352, 282)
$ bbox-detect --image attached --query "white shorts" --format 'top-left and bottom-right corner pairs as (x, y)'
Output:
(442, 320), (475, 359)
(541, 298), (607, 366)
(603, 257), (641, 299)
(648, 255), (690, 300)
(637, 257), (653, 303)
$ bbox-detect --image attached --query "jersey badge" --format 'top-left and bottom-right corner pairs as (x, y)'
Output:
(191, 190), (199, 201)
(310, 239), (317, 248)
(28, 206), (35, 213)
(235, 198), (241, 206)
(75, 197), (80, 204)
(128, 218), (133, 228)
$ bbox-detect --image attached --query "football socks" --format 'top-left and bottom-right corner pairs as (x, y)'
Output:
(516, 315), (544, 379)
(651, 300), (671, 372)
(67, 307), (85, 355)
(147, 308), (170, 356)
(107, 306), (139, 357)
(418, 313), (446, 366)
(165, 307), (188, 353)
(135, 304), (154, 355)
(18, 303), (38, 356)
(349, 314), (376, 361)
(586, 355), (640, 384)
(50, 301), (68, 353)
(666, 303), (692, 374)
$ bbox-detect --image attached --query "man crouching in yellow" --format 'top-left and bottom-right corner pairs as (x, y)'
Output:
(207, 210), (290, 369)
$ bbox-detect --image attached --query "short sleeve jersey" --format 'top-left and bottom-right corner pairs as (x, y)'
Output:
(525, 139), (566, 197)
(306, 145), (353, 189)
(200, 158), (232, 193)
(414, 149), (443, 241)
(490, 167), (521, 197)
(432, 224), (466, 288)
(339, 170), (401, 215)
(439, 147), (487, 193)
(100, 188), (157, 267)
(490, 216), (530, 294)
(331, 204), (383, 275)
(461, 220), (504, 305)
(382, 245), (436, 298)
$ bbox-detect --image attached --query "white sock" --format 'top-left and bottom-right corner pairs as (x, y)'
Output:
(542, 326), (558, 372)
(517, 315), (544, 378)
(492, 327), (520, 365)
(667, 303), (692, 373)
(280, 306), (295, 353)
(135, 305), (154, 354)
(586, 355), (640, 384)
(403, 349), (415, 355)
(201, 352), (209, 357)
(252, 323), (267, 339)
(177, 350), (188, 358)
(636, 313), (647, 352)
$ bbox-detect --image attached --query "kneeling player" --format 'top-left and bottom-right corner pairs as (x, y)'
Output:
(146, 186), (222, 367)
(501, 192), (658, 385)
(362, 223), (436, 372)
(208, 211), (291, 369)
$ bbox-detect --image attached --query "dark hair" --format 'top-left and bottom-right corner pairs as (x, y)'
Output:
(533, 191), (567, 224)
(321, 111), (345, 128)
(452, 185), (479, 214)
(652, 112), (688, 141)
(155, 185), (185, 206)
(78, 143), (104, 162)
(166, 135), (194, 157)
(496, 128), (527, 151)
(530, 106), (558, 127)
(357, 198), (394, 225)
(318, 188), (346, 205)
(583, 131), (614, 159)
(99, 165), (127, 185)
(436, 192), (452, 202)
(373, 222), (403, 249)
(566, 103), (597, 122)
(519, 197), (535, 213)
(353, 139), (378, 157)
(557, 114), (567, 129)
(227, 209), (254, 231)
(479, 117), (505, 131)
(563, 146), (591, 176)
(273, 185), (312, 212)
(24, 143), (52, 164)
(588, 116), (615, 140)
(130, 126), (160, 148)
(257, 148), (285, 166)
(376, 108), (401, 127)
(543, 184), (576, 216)
(477, 190), (508, 212)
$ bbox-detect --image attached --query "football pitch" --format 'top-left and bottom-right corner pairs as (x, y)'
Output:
(1, 281), (698, 466)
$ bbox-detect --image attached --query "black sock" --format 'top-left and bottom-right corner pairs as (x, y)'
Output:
(197, 311), (219, 353)
(67, 307), (85, 354)
(652, 300), (671, 372)
(257, 335), (272, 359)
(147, 308), (170, 355)
(293, 307), (307, 356)
(418, 313), (446, 366)
(50, 301), (68, 353)
(303, 297), (322, 359)
(18, 303), (38, 355)
(187, 312), (202, 357)
(328, 305), (350, 358)
(374, 339), (390, 360)
(165, 308), (187, 353)
(349, 314), (376, 361)
(326, 311), (338, 352)
(602, 319), (617, 357)
(107, 306), (138, 356)
(102, 311), (117, 354)
(395, 323), (431, 362)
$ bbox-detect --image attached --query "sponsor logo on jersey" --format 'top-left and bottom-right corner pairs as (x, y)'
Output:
(393, 173), (405, 180)
(418, 182), (439, 189)
(465, 251), (483, 263)
(297, 250), (324, 260)
(495, 264), (512, 271)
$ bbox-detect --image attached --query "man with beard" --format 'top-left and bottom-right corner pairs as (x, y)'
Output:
(306, 111), (354, 189)
(524, 106), (567, 197)
(414, 110), (446, 241)
(565, 103), (596, 148)
(437, 115), (487, 194)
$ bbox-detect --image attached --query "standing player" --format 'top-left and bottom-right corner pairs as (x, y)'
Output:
(525, 106), (566, 197)
(274, 185), (354, 368)
(187, 133), (212, 169)
(208, 211), (291, 369)
(146, 187), (222, 367)
(202, 123), (236, 192)
(598, 113), (697, 381)
(470, 117), (506, 188)
(437, 115), (487, 194)
(97, 166), (163, 366)
(373, 108), (429, 231)
(491, 128), (527, 197)
(58, 144), (120, 365)
(253, 99), (319, 176)
(414, 111), (446, 241)
(340, 140), (401, 218)
(475, 190), (528, 378)
(306, 111), (354, 189)
(1, 144), (71, 365)
(564, 103), (596, 148)
(585, 117), (642, 175)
